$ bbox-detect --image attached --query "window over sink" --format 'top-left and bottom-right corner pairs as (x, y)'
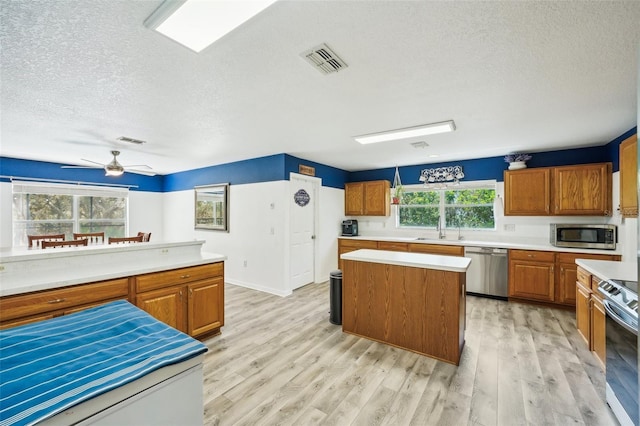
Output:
(397, 182), (496, 230)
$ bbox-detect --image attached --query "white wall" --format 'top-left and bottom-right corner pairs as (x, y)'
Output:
(162, 180), (344, 296)
(354, 174), (637, 261)
(0, 182), (13, 247)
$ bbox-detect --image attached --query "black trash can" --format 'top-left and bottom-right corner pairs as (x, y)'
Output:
(329, 270), (342, 325)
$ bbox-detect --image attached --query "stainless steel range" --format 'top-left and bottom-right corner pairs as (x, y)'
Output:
(598, 278), (638, 426)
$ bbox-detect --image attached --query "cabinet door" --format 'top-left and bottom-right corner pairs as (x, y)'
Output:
(576, 282), (591, 346)
(591, 295), (606, 368)
(188, 278), (224, 337)
(556, 262), (578, 306)
(620, 135), (638, 217)
(344, 182), (365, 215)
(508, 259), (554, 302)
(553, 163), (612, 215)
(504, 168), (551, 215)
(364, 181), (390, 216)
(136, 286), (186, 333)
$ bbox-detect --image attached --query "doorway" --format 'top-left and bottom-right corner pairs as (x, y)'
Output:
(289, 173), (319, 290)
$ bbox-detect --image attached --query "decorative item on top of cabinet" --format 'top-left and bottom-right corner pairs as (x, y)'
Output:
(553, 163), (612, 216)
(619, 134), (638, 217)
(344, 180), (390, 216)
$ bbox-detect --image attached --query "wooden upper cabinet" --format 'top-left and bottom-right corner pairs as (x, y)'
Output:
(504, 168), (551, 215)
(344, 180), (390, 216)
(620, 134), (638, 217)
(344, 182), (365, 215)
(504, 163), (612, 216)
(553, 163), (612, 215)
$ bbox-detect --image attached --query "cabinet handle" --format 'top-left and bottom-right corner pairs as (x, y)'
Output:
(180, 274), (191, 279)
(527, 254), (534, 258)
(189, 288), (193, 296)
(47, 298), (66, 304)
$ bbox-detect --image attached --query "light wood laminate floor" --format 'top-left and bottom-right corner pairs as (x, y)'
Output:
(202, 282), (618, 425)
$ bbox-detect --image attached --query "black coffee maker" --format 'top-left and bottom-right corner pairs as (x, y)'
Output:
(341, 220), (358, 236)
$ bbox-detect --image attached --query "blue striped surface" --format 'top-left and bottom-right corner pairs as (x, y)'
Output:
(0, 300), (208, 426)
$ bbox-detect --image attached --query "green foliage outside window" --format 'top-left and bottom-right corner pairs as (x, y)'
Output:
(399, 187), (495, 229)
(13, 192), (127, 246)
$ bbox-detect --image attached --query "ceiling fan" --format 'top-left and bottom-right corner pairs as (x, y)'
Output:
(61, 151), (157, 176)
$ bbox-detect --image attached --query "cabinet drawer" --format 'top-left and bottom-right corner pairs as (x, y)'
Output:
(509, 249), (555, 262)
(136, 262), (224, 293)
(576, 267), (591, 287)
(408, 243), (464, 256)
(0, 278), (129, 322)
(557, 252), (619, 263)
(377, 241), (409, 251)
(339, 239), (378, 249)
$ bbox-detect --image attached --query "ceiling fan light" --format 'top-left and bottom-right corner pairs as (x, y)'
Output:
(105, 168), (124, 177)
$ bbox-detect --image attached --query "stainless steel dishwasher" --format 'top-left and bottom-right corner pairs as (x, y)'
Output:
(464, 246), (508, 299)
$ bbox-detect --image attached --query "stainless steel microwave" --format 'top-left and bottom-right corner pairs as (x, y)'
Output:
(550, 224), (617, 250)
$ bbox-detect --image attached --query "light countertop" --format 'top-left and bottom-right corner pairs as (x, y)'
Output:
(575, 259), (637, 282)
(338, 235), (622, 256)
(341, 249), (471, 273)
(0, 240), (226, 297)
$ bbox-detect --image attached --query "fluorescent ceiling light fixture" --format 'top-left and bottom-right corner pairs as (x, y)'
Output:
(144, 0), (278, 53)
(354, 120), (456, 145)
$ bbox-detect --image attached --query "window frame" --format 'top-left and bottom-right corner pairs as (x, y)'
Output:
(396, 180), (497, 231)
(12, 182), (129, 247)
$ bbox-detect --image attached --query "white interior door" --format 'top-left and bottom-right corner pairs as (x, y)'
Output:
(290, 174), (316, 290)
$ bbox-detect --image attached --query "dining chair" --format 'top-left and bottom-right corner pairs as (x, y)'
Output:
(28, 234), (65, 248)
(73, 232), (105, 244)
(41, 239), (89, 249)
(136, 232), (152, 242)
(108, 235), (144, 244)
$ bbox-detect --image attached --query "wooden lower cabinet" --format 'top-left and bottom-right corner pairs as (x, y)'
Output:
(508, 250), (555, 302)
(509, 250), (619, 306)
(136, 285), (185, 331)
(0, 278), (129, 329)
(337, 239), (378, 270)
(188, 277), (224, 336)
(135, 263), (224, 338)
(0, 262), (225, 339)
(576, 266), (607, 368)
(576, 281), (591, 344)
(591, 294), (606, 367)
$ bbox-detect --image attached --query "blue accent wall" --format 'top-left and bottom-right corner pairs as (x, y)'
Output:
(163, 154), (286, 192)
(0, 157), (164, 192)
(1, 127), (635, 192)
(284, 154), (349, 189)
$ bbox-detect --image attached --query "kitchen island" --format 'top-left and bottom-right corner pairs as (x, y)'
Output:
(340, 249), (470, 365)
(0, 240), (226, 338)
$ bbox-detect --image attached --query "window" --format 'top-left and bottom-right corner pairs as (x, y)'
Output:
(398, 183), (496, 230)
(12, 182), (128, 246)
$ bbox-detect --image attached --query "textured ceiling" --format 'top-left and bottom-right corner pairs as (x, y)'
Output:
(1, 0), (640, 175)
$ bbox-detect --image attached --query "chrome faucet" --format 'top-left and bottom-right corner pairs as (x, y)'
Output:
(437, 216), (446, 239)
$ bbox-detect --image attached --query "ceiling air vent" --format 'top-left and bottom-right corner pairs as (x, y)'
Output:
(301, 43), (348, 75)
(117, 136), (147, 145)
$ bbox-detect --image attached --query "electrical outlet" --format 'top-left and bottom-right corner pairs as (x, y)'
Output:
(504, 224), (516, 232)
(270, 203), (275, 209)
(243, 260), (247, 267)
